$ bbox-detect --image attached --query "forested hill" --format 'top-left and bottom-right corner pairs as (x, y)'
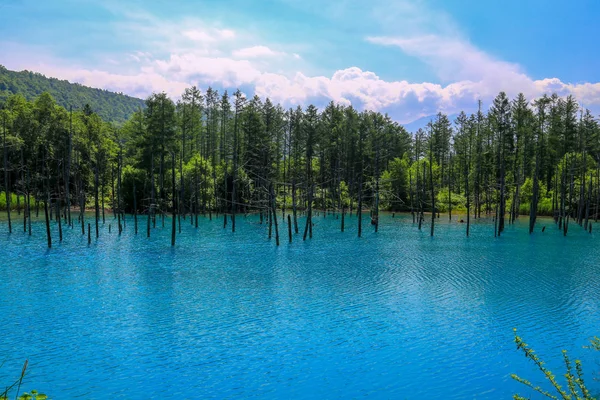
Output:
(0, 65), (145, 123)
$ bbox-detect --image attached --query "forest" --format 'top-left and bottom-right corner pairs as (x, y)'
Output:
(1, 85), (600, 247)
(0, 65), (145, 123)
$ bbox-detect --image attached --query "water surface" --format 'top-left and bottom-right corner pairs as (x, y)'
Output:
(1, 213), (599, 399)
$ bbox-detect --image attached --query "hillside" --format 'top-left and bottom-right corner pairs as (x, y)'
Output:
(0, 65), (145, 122)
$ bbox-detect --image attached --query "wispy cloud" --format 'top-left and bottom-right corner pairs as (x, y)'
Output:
(183, 28), (235, 42)
(232, 46), (285, 59)
(365, 34), (600, 113)
(2, 0), (600, 124)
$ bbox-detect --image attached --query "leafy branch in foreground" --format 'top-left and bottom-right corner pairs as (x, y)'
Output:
(0, 359), (48, 400)
(512, 328), (597, 400)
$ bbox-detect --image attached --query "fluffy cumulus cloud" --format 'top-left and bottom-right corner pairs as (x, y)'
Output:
(15, 43), (600, 124)
(361, 35), (600, 119)
(232, 46), (285, 59)
(4, 1), (600, 125)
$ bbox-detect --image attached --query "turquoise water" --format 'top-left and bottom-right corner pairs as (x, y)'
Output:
(0, 213), (599, 399)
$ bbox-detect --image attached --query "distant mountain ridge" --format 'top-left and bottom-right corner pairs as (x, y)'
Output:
(0, 65), (145, 122)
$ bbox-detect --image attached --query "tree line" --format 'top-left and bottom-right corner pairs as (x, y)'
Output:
(0, 65), (145, 123)
(1, 87), (599, 247)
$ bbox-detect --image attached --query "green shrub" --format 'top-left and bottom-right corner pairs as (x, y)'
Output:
(0, 191), (23, 211)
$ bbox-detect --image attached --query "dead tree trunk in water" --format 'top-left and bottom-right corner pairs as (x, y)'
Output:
(564, 162), (575, 236)
(270, 184), (279, 246)
(292, 179), (298, 233)
(171, 153), (176, 247)
(194, 159), (199, 228)
(80, 179), (85, 235)
(231, 92), (243, 233)
(3, 114), (11, 233)
(465, 139), (471, 237)
(133, 180), (138, 234)
(65, 107), (73, 226)
(26, 169), (31, 235)
(357, 179), (363, 237)
(151, 154), (156, 229)
(56, 174), (62, 242)
(429, 135), (435, 237)
(44, 194), (51, 248)
(43, 149), (51, 248)
(448, 153), (452, 222)
(409, 170), (415, 223)
(303, 184), (313, 241)
(117, 152), (123, 235)
(529, 117), (542, 234)
(584, 173), (591, 231)
(94, 161), (99, 239)
(21, 149), (26, 231)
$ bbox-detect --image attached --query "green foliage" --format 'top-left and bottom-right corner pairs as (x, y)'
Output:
(182, 155), (215, 208)
(121, 165), (146, 212)
(0, 66), (144, 123)
(435, 189), (467, 212)
(15, 390), (48, 400)
(1, 360), (48, 400)
(2, 66), (600, 232)
(520, 178), (548, 205)
(379, 157), (409, 210)
(588, 337), (600, 352)
(512, 329), (597, 400)
(0, 191), (24, 211)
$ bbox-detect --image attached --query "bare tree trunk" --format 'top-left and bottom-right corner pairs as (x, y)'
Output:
(292, 179), (298, 233)
(43, 149), (51, 248)
(357, 179), (363, 238)
(269, 184), (279, 245)
(429, 138), (435, 237)
(171, 153), (176, 246)
(117, 147), (123, 235)
(133, 180), (138, 234)
(26, 169), (31, 235)
(3, 115), (12, 233)
(67, 106), (73, 227)
(303, 184), (313, 241)
(195, 159), (199, 228)
(529, 130), (541, 234)
(151, 154), (155, 232)
(409, 170), (415, 223)
(94, 161), (99, 239)
(55, 175), (62, 242)
(584, 173), (591, 231)
(448, 153), (452, 222)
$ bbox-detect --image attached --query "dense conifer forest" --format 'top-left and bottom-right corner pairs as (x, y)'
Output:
(2, 78), (600, 246)
(0, 66), (145, 123)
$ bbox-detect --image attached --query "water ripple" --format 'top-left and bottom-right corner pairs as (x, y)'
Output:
(0, 214), (599, 399)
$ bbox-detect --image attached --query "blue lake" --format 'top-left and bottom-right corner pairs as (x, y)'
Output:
(1, 213), (599, 399)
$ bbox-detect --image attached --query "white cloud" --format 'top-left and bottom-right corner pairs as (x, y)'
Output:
(183, 28), (236, 42)
(153, 53), (262, 88)
(366, 35), (526, 84)
(8, 44), (600, 125)
(364, 34), (600, 116)
(232, 46), (285, 59)
(3, 0), (600, 126)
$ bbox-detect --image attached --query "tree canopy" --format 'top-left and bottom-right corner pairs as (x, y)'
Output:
(0, 65), (145, 123)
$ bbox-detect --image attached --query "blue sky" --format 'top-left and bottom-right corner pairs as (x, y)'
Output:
(1, 0), (599, 123)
